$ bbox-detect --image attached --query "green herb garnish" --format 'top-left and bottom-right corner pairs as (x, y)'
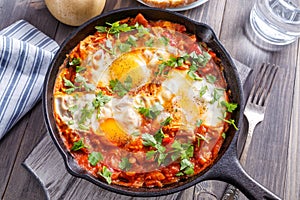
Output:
(210, 88), (225, 104)
(160, 116), (172, 126)
(98, 166), (112, 184)
(219, 117), (239, 130)
(71, 139), (85, 151)
(88, 152), (103, 166)
(171, 140), (194, 176)
(69, 58), (81, 66)
(199, 85), (208, 98)
(93, 91), (111, 109)
(138, 103), (164, 119)
(221, 101), (238, 113)
(206, 74), (217, 84)
(109, 76), (132, 97)
(119, 157), (132, 171)
(142, 132), (167, 166)
(195, 119), (203, 127)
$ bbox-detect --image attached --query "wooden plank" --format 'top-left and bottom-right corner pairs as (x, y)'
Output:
(218, 0), (299, 199)
(0, 114), (29, 198)
(284, 40), (300, 200)
(2, 103), (47, 200)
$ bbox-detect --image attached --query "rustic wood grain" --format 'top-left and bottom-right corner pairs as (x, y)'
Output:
(2, 103), (47, 200)
(285, 40), (300, 200)
(219, 0), (300, 199)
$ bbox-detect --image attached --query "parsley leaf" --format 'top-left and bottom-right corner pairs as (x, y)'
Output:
(142, 131), (167, 166)
(71, 139), (85, 151)
(146, 150), (157, 160)
(221, 101), (238, 113)
(98, 166), (112, 184)
(190, 51), (211, 67)
(88, 152), (103, 166)
(159, 36), (169, 46)
(195, 119), (203, 127)
(142, 133), (157, 147)
(69, 58), (81, 66)
(93, 91), (111, 109)
(222, 132), (226, 139)
(138, 103), (164, 119)
(126, 35), (138, 47)
(76, 66), (86, 73)
(219, 117), (239, 130)
(118, 42), (131, 53)
(119, 157), (132, 171)
(160, 116), (172, 126)
(109, 76), (132, 97)
(95, 26), (107, 33)
(145, 37), (154, 47)
(206, 74), (217, 84)
(171, 141), (194, 176)
(135, 23), (149, 37)
(199, 85), (208, 98)
(63, 77), (77, 94)
(156, 55), (189, 76)
(210, 88), (225, 104)
(79, 104), (94, 125)
(68, 105), (78, 114)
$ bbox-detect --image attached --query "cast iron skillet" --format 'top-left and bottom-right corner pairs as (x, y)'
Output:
(43, 7), (281, 199)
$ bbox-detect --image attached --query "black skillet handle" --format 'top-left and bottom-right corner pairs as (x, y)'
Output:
(205, 146), (282, 200)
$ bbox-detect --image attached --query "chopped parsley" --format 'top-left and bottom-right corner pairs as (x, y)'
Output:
(199, 85), (208, 98)
(210, 88), (225, 104)
(142, 132), (167, 165)
(219, 117), (239, 130)
(156, 55), (189, 76)
(206, 74), (217, 84)
(69, 58), (81, 66)
(145, 37), (154, 47)
(93, 91), (111, 111)
(109, 76), (132, 97)
(222, 132), (226, 139)
(71, 139), (85, 151)
(171, 140), (194, 176)
(74, 74), (96, 92)
(63, 77), (77, 94)
(187, 65), (202, 81)
(98, 166), (112, 184)
(117, 42), (131, 53)
(160, 116), (172, 126)
(159, 36), (169, 46)
(119, 157), (132, 171)
(88, 152), (103, 166)
(195, 119), (203, 127)
(76, 66), (86, 73)
(79, 104), (94, 125)
(190, 51), (211, 67)
(68, 105), (78, 114)
(221, 101), (238, 113)
(138, 103), (164, 119)
(95, 21), (134, 37)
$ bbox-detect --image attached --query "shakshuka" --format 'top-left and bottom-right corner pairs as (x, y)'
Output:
(53, 14), (238, 188)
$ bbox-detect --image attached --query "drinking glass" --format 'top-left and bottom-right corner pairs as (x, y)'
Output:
(249, 0), (300, 45)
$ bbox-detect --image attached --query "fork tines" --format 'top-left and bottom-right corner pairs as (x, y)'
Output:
(248, 63), (279, 107)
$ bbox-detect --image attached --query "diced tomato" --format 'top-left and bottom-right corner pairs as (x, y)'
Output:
(162, 137), (174, 145)
(133, 13), (149, 27)
(208, 50), (216, 59)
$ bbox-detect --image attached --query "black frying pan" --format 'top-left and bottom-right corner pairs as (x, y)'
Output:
(43, 7), (281, 200)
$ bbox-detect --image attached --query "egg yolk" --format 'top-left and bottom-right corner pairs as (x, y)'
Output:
(100, 118), (130, 145)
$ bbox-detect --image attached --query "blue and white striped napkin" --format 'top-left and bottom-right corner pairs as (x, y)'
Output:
(0, 20), (59, 139)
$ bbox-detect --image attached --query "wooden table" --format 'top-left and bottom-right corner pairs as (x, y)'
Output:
(0, 0), (299, 199)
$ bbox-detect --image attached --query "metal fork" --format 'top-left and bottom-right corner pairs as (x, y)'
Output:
(221, 63), (279, 200)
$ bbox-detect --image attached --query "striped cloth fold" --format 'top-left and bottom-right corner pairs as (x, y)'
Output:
(0, 20), (59, 139)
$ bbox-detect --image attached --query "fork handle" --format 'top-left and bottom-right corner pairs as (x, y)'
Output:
(239, 119), (258, 164)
